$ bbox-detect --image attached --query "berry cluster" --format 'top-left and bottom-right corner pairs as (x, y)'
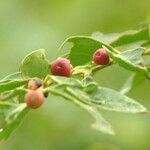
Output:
(50, 48), (109, 77)
(25, 48), (109, 109)
(25, 79), (45, 109)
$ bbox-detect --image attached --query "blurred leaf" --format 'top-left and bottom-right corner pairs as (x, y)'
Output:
(117, 41), (147, 51)
(0, 72), (22, 82)
(92, 27), (149, 51)
(89, 108), (114, 135)
(92, 32), (120, 44)
(0, 103), (29, 140)
(110, 27), (149, 47)
(17, 90), (27, 103)
(49, 86), (114, 135)
(0, 102), (17, 110)
(0, 80), (28, 93)
(20, 49), (50, 79)
(72, 99), (115, 135)
(67, 91), (115, 135)
(120, 73), (146, 94)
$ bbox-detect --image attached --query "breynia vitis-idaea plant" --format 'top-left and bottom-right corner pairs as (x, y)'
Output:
(0, 25), (150, 140)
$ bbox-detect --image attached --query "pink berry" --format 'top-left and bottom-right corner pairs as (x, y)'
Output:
(93, 48), (109, 65)
(28, 79), (42, 90)
(25, 90), (45, 109)
(51, 58), (72, 77)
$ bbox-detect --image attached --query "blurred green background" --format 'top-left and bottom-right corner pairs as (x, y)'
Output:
(0, 0), (150, 150)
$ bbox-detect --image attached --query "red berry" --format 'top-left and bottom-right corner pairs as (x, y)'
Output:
(25, 90), (45, 109)
(28, 79), (42, 90)
(93, 48), (109, 65)
(51, 58), (72, 77)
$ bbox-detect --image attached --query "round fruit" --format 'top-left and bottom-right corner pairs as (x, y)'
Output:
(25, 90), (45, 109)
(93, 48), (109, 65)
(28, 79), (42, 90)
(51, 57), (72, 77)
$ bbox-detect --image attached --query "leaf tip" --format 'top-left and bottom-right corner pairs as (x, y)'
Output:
(139, 107), (149, 114)
(137, 104), (148, 114)
(91, 123), (115, 135)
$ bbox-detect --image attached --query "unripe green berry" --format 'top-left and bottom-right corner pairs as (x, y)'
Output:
(93, 48), (109, 65)
(25, 90), (45, 109)
(51, 57), (72, 77)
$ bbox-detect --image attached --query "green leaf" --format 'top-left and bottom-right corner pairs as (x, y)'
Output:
(82, 76), (98, 93)
(49, 75), (82, 87)
(116, 41), (148, 51)
(103, 46), (148, 74)
(0, 102), (17, 110)
(45, 76), (147, 113)
(17, 90), (27, 103)
(88, 107), (114, 135)
(48, 86), (114, 135)
(110, 27), (149, 47)
(68, 37), (102, 66)
(72, 98), (115, 135)
(119, 47), (145, 65)
(20, 49), (50, 79)
(66, 86), (147, 113)
(92, 87), (147, 113)
(92, 32), (120, 44)
(120, 73), (146, 94)
(0, 80), (28, 93)
(58, 36), (118, 67)
(0, 72), (22, 83)
(92, 27), (149, 51)
(0, 103), (29, 140)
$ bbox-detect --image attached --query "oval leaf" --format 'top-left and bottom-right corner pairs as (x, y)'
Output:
(66, 86), (147, 113)
(20, 49), (50, 79)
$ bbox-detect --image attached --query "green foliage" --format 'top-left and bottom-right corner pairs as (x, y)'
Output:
(20, 49), (50, 79)
(0, 103), (29, 140)
(104, 46), (148, 74)
(0, 80), (28, 93)
(66, 85), (146, 113)
(120, 73), (146, 94)
(0, 26), (149, 140)
(110, 27), (149, 47)
(92, 27), (149, 48)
